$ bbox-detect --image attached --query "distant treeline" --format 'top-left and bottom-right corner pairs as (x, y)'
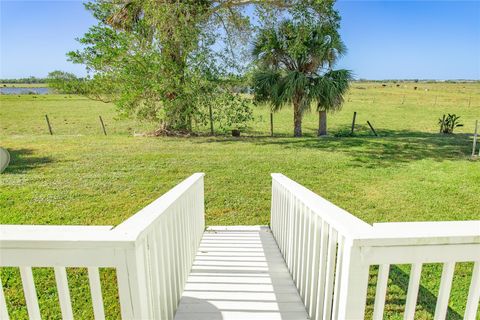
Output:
(354, 79), (480, 83)
(2, 77), (477, 85)
(0, 77), (47, 84)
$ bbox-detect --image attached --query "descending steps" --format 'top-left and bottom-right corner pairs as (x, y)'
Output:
(174, 226), (310, 320)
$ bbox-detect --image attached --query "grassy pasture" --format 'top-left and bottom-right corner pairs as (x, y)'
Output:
(0, 82), (479, 319)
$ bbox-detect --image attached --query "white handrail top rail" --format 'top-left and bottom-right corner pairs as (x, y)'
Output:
(272, 173), (373, 237)
(112, 173), (205, 240)
(0, 224), (132, 249)
(373, 221), (480, 236)
(351, 221), (480, 246)
(0, 225), (113, 236)
(273, 174), (480, 247)
(0, 173), (205, 249)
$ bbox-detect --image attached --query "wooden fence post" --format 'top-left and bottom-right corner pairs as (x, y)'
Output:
(208, 105), (214, 136)
(270, 112), (274, 137)
(350, 112), (357, 135)
(99, 116), (107, 136)
(473, 120), (478, 158)
(45, 115), (53, 135)
(367, 121), (378, 137)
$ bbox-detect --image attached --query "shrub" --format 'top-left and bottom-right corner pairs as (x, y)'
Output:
(198, 93), (254, 133)
(438, 114), (463, 134)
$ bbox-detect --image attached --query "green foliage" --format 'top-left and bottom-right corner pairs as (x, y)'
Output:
(46, 71), (86, 94)
(438, 114), (464, 134)
(210, 93), (254, 132)
(68, 0), (343, 132)
(333, 129), (354, 137)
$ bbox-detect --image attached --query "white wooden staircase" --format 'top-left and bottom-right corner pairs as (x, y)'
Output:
(0, 173), (479, 319)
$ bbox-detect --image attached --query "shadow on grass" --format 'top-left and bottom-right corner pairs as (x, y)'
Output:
(4, 148), (53, 174)
(389, 265), (462, 320)
(192, 130), (472, 168)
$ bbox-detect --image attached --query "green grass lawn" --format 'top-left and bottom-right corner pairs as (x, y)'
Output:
(1, 82), (479, 319)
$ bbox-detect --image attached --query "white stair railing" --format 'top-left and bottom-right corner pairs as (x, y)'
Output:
(0, 173), (205, 320)
(270, 173), (480, 320)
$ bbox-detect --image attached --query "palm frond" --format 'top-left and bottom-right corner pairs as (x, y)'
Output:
(312, 69), (352, 112)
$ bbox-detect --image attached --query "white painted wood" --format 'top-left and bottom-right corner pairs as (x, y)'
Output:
(113, 173), (205, 240)
(464, 261), (480, 320)
(1, 173), (479, 319)
(166, 212), (179, 310)
(0, 174), (204, 320)
(322, 228), (338, 320)
(177, 301), (307, 312)
(175, 311), (309, 320)
(336, 240), (370, 320)
(19, 267), (41, 320)
(331, 235), (344, 320)
(115, 256), (134, 319)
(314, 220), (329, 320)
(0, 225), (112, 235)
(370, 221), (480, 245)
(152, 226), (169, 320)
(373, 264), (390, 320)
(208, 226), (269, 232)
(160, 217), (175, 319)
(88, 267), (105, 320)
(0, 274), (9, 320)
(270, 174), (479, 320)
(404, 263), (423, 320)
(361, 244), (480, 265)
(301, 204), (308, 299)
(308, 215), (321, 318)
(54, 267), (74, 320)
(434, 262), (455, 320)
(293, 198), (301, 285)
(182, 291), (301, 302)
(0, 248), (119, 268)
(271, 174), (373, 237)
(175, 227), (309, 320)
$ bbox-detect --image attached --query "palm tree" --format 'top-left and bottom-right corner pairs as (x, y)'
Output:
(252, 20), (352, 137)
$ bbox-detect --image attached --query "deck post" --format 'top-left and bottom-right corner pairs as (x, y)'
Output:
(337, 239), (370, 319)
(116, 247), (150, 319)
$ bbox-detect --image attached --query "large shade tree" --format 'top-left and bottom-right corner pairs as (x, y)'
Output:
(69, 0), (339, 132)
(252, 19), (352, 137)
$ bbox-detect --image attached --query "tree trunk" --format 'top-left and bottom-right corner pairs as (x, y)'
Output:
(318, 110), (327, 136)
(293, 101), (302, 137)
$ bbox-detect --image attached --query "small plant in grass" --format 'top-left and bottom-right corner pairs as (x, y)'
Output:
(333, 130), (354, 137)
(438, 114), (463, 134)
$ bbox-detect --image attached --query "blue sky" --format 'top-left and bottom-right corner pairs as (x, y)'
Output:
(1, 0), (479, 80)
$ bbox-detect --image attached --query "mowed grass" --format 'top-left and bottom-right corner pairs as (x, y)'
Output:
(0, 81), (479, 319)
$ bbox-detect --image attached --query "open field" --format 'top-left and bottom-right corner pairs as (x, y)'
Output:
(1, 82), (479, 136)
(0, 82), (479, 319)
